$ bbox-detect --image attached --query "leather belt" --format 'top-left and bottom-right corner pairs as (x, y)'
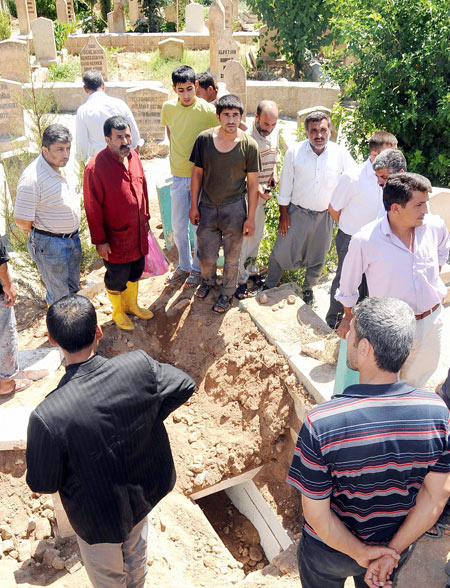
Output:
(415, 303), (439, 321)
(33, 227), (79, 239)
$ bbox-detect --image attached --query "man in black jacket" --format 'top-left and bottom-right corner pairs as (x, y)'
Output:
(26, 295), (196, 588)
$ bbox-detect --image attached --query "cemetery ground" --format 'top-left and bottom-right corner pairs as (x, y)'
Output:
(1, 151), (450, 587)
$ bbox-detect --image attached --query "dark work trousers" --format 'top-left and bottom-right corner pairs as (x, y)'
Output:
(103, 257), (145, 292)
(326, 229), (368, 329)
(298, 530), (415, 588)
(264, 204), (333, 291)
(197, 198), (247, 297)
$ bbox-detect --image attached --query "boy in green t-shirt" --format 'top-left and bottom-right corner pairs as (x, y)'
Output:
(161, 66), (218, 287)
(189, 95), (261, 313)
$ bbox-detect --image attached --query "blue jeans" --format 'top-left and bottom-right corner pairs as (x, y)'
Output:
(28, 230), (82, 305)
(0, 295), (18, 380)
(170, 176), (200, 274)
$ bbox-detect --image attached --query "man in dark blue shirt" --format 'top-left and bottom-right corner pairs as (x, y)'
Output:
(26, 295), (196, 587)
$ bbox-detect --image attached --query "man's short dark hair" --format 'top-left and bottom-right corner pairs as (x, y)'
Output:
(353, 297), (415, 373)
(304, 110), (331, 131)
(82, 69), (104, 91)
(196, 71), (217, 90)
(172, 65), (196, 86)
(104, 115), (129, 138)
(383, 172), (432, 211)
(373, 148), (407, 173)
(47, 295), (97, 353)
(369, 131), (398, 151)
(216, 94), (244, 115)
(42, 124), (72, 148)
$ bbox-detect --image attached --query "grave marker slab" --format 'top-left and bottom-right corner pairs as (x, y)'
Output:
(224, 59), (247, 115)
(165, 4), (177, 22)
(16, 0), (30, 35)
(216, 30), (239, 82)
(126, 87), (169, 143)
(56, 0), (69, 24)
(0, 79), (27, 154)
(31, 17), (58, 66)
(27, 0), (37, 22)
(185, 2), (207, 33)
(208, 0), (225, 76)
(158, 38), (184, 59)
(129, 0), (143, 26)
(108, 0), (126, 34)
(80, 35), (108, 80)
(66, 0), (75, 22)
(0, 40), (30, 83)
(221, 0), (233, 30)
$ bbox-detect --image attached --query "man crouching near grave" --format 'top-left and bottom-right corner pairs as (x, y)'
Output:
(83, 115), (153, 330)
(26, 295), (196, 587)
(287, 296), (450, 588)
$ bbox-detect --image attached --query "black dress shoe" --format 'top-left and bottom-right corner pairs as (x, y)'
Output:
(302, 289), (314, 306)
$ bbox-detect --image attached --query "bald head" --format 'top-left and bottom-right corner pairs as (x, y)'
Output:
(255, 100), (279, 137)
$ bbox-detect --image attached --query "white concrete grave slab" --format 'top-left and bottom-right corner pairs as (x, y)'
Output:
(31, 17), (58, 66)
(185, 2), (208, 33)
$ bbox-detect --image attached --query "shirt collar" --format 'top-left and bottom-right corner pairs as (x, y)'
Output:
(363, 157), (376, 178)
(38, 153), (64, 180)
(381, 212), (429, 237)
(48, 354), (107, 395)
(336, 380), (416, 398)
(305, 140), (328, 156)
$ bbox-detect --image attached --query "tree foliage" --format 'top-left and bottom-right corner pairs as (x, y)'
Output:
(247, 0), (331, 77)
(324, 0), (450, 187)
(141, 0), (169, 31)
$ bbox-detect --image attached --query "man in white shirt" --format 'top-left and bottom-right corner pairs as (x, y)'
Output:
(75, 70), (143, 162)
(14, 124), (81, 305)
(336, 173), (450, 388)
(325, 132), (398, 328)
(264, 111), (356, 305)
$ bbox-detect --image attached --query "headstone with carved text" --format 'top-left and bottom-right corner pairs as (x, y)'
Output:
(126, 87), (169, 144)
(0, 79), (28, 154)
(208, 0), (225, 77)
(31, 17), (58, 66)
(80, 36), (108, 81)
(27, 0), (37, 21)
(216, 30), (239, 82)
(0, 40), (30, 83)
(66, 0), (75, 22)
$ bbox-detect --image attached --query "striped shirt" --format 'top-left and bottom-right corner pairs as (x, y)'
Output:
(14, 154), (80, 234)
(287, 382), (450, 544)
(248, 121), (281, 186)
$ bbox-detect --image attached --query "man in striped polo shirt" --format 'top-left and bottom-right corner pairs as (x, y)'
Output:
(14, 124), (81, 305)
(288, 297), (450, 588)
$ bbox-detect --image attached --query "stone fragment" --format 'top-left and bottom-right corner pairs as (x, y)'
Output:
(2, 539), (14, 552)
(43, 548), (60, 566)
(1, 527), (12, 540)
(287, 294), (296, 304)
(9, 549), (19, 559)
(34, 516), (52, 539)
(18, 540), (32, 562)
(52, 555), (66, 570)
(65, 553), (82, 574)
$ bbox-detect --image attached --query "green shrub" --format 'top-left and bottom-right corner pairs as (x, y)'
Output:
(48, 57), (81, 82)
(6, 0), (16, 17)
(36, 0), (57, 20)
(0, 9), (11, 40)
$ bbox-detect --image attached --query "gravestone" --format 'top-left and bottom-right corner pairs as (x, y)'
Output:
(129, 0), (144, 26)
(80, 36), (108, 81)
(108, 0), (126, 34)
(27, 0), (38, 22)
(0, 40), (30, 83)
(259, 25), (279, 59)
(0, 79), (27, 154)
(31, 17), (58, 67)
(56, 0), (69, 24)
(232, 0), (238, 20)
(158, 38), (184, 59)
(224, 59), (247, 116)
(221, 0), (233, 30)
(208, 0), (225, 77)
(126, 86), (169, 144)
(16, 0), (30, 35)
(185, 2), (207, 33)
(216, 30), (239, 81)
(66, 0), (75, 22)
(165, 4), (177, 22)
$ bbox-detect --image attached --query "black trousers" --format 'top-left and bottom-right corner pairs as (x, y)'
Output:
(103, 257), (145, 292)
(298, 530), (415, 588)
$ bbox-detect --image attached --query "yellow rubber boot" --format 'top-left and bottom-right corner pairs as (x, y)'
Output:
(106, 289), (134, 330)
(122, 281), (154, 320)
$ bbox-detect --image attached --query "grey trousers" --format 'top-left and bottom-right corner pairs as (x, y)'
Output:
(326, 229), (368, 329)
(0, 294), (18, 380)
(76, 517), (148, 588)
(197, 198), (247, 297)
(265, 203), (332, 290)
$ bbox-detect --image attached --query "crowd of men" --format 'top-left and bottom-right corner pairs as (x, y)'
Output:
(1, 63), (450, 587)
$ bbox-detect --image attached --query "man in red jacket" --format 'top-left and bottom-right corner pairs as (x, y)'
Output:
(84, 116), (153, 330)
